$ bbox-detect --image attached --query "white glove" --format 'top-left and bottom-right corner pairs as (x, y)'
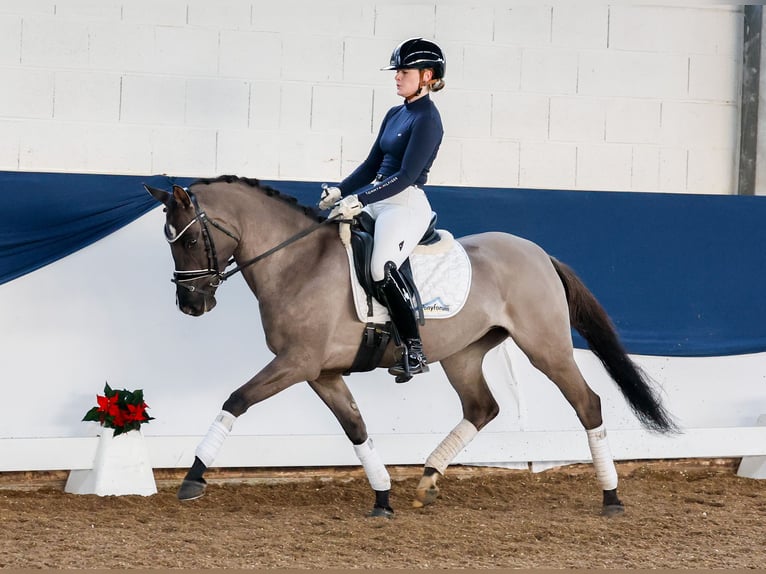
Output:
(329, 194), (363, 220)
(318, 185), (341, 210)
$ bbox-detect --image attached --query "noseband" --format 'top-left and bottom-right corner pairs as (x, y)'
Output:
(166, 188), (342, 296)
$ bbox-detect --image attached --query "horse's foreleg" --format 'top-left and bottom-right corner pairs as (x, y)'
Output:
(177, 356), (310, 501)
(353, 438), (393, 516)
(308, 375), (393, 518)
(177, 410), (237, 500)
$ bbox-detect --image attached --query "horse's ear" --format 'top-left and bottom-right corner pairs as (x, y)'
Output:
(144, 184), (171, 205)
(172, 185), (192, 208)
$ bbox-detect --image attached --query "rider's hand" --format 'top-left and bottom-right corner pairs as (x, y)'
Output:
(329, 194), (363, 220)
(318, 185), (341, 210)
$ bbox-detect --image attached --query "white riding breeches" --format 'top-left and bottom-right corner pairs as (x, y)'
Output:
(364, 185), (433, 282)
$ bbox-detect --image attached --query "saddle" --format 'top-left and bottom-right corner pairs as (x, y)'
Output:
(351, 212), (439, 311)
(345, 211), (441, 374)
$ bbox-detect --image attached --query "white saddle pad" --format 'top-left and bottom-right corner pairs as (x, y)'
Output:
(345, 230), (472, 323)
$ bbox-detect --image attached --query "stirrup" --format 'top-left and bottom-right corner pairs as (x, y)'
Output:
(388, 342), (429, 383)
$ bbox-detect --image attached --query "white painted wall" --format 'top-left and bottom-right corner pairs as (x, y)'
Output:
(0, 1), (744, 193)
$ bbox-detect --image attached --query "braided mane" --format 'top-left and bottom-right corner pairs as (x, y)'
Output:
(191, 175), (325, 223)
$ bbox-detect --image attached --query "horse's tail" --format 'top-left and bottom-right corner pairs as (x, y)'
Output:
(550, 257), (678, 434)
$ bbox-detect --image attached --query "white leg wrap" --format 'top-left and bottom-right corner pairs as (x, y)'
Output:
(353, 438), (391, 492)
(425, 419), (479, 475)
(587, 424), (619, 491)
(195, 410), (236, 467)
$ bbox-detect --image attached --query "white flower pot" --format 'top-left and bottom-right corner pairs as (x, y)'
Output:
(65, 428), (157, 496)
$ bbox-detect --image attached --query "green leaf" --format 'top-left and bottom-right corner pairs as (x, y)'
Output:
(82, 407), (101, 423)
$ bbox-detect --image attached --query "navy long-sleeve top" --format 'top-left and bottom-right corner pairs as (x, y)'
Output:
(338, 94), (443, 206)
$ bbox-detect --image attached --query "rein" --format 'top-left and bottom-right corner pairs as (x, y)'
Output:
(168, 188), (341, 294)
(219, 215), (340, 281)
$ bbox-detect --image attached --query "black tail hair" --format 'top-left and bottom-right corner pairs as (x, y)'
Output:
(551, 257), (678, 434)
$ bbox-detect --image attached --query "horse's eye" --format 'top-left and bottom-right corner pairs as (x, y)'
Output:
(184, 237), (198, 249)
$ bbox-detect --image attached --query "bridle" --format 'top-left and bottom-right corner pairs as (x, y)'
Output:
(166, 188), (340, 296)
(165, 190), (235, 296)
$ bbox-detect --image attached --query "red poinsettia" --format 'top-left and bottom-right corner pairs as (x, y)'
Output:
(83, 382), (154, 436)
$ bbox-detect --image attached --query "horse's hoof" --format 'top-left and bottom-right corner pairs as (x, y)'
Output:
(601, 503), (625, 517)
(413, 472), (441, 508)
(368, 506), (394, 519)
(177, 479), (207, 501)
(413, 485), (440, 508)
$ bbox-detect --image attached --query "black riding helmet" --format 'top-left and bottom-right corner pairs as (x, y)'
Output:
(382, 38), (446, 79)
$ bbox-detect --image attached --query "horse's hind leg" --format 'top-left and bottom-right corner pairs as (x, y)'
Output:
(414, 331), (505, 508)
(308, 374), (393, 518)
(517, 332), (624, 516)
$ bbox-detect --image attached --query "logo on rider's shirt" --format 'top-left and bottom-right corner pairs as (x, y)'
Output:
(398, 241), (404, 251)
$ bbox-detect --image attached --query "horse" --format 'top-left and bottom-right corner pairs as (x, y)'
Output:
(145, 175), (676, 518)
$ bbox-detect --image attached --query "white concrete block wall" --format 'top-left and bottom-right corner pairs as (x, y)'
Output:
(54, 71), (122, 122)
(0, 2), (744, 194)
(185, 78), (251, 128)
(606, 100), (662, 144)
(219, 31), (282, 80)
(21, 16), (91, 69)
(0, 69), (54, 118)
(311, 85), (373, 135)
(0, 15), (22, 65)
(119, 75), (186, 126)
(217, 128), (280, 176)
(248, 81), (280, 129)
(519, 142), (576, 189)
(121, 1), (186, 25)
(88, 23), (157, 72)
(495, 6), (554, 47)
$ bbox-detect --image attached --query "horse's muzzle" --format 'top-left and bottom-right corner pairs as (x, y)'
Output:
(176, 291), (217, 316)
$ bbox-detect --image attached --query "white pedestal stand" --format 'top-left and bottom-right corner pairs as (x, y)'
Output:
(737, 414), (766, 479)
(65, 428), (157, 496)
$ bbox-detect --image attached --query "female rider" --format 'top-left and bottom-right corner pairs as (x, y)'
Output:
(319, 38), (446, 382)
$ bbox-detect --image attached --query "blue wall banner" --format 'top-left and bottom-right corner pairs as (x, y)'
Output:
(0, 171), (176, 285)
(2, 171), (764, 358)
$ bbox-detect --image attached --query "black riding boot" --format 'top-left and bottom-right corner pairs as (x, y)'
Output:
(375, 262), (429, 383)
